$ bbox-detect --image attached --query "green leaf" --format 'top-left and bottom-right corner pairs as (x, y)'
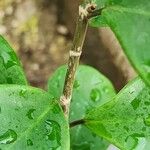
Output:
(89, 0), (150, 86)
(0, 35), (27, 85)
(48, 65), (116, 150)
(0, 85), (69, 150)
(85, 77), (150, 150)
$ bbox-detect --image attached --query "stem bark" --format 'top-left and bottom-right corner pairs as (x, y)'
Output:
(61, 14), (88, 117)
(60, 3), (102, 118)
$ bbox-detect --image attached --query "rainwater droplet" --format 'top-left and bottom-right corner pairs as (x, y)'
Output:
(103, 87), (109, 93)
(124, 126), (129, 132)
(131, 98), (141, 110)
(6, 77), (12, 84)
(19, 89), (27, 98)
(45, 120), (61, 149)
(27, 139), (33, 146)
(73, 80), (80, 89)
(129, 90), (135, 94)
(55, 81), (60, 88)
(90, 88), (101, 102)
(144, 115), (150, 126)
(125, 135), (138, 150)
(15, 107), (19, 111)
(0, 129), (17, 144)
(109, 113), (115, 117)
(26, 109), (36, 120)
(9, 92), (14, 97)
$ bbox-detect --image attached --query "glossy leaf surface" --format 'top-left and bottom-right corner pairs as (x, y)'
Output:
(48, 65), (116, 150)
(85, 77), (150, 150)
(0, 85), (69, 150)
(0, 35), (27, 85)
(89, 0), (150, 86)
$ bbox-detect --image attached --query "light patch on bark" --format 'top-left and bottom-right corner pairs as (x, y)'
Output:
(70, 50), (82, 57)
(77, 46), (81, 51)
(60, 95), (70, 105)
(79, 3), (97, 20)
(79, 5), (88, 20)
(60, 95), (71, 116)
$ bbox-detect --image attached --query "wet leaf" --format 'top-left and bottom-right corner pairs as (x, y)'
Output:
(89, 0), (150, 86)
(48, 65), (116, 150)
(85, 77), (150, 150)
(0, 85), (69, 150)
(0, 35), (27, 85)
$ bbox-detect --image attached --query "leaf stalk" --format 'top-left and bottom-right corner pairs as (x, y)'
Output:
(70, 119), (85, 128)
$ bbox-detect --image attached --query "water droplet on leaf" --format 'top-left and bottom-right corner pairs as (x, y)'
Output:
(0, 129), (17, 144)
(144, 115), (150, 126)
(131, 98), (141, 110)
(45, 120), (61, 149)
(26, 109), (36, 120)
(27, 139), (33, 146)
(129, 89), (135, 94)
(73, 80), (80, 89)
(125, 135), (138, 150)
(90, 88), (101, 102)
(103, 87), (109, 93)
(124, 126), (129, 132)
(19, 89), (27, 98)
(6, 77), (13, 84)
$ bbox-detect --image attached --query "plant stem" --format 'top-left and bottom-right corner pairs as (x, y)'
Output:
(60, 3), (102, 117)
(70, 119), (85, 128)
(60, 13), (88, 117)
